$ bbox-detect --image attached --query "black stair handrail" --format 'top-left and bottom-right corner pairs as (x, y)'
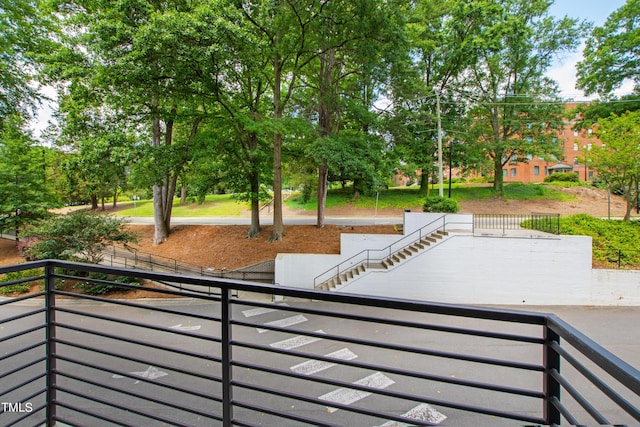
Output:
(313, 214), (471, 288)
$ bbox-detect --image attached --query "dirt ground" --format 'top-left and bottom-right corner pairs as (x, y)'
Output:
(0, 186), (631, 273)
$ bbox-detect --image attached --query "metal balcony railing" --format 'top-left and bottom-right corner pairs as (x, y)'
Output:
(1, 260), (639, 426)
(474, 213), (561, 235)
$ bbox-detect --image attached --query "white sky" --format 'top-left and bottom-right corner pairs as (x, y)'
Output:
(30, 0), (633, 138)
(546, 0), (633, 101)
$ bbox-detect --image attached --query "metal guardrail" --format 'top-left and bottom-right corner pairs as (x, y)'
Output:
(474, 213), (561, 235)
(101, 245), (275, 283)
(313, 214), (473, 288)
(1, 260), (639, 426)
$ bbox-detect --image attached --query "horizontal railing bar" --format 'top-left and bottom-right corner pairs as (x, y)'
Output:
(0, 372), (46, 399)
(233, 379), (547, 425)
(233, 304), (545, 345)
(53, 363), (220, 409)
(550, 368), (609, 424)
(0, 356), (46, 382)
(50, 293), (220, 322)
(0, 307), (46, 326)
(54, 384), (193, 427)
(231, 400), (335, 427)
(0, 340), (46, 363)
(232, 357), (545, 400)
(233, 381), (448, 427)
(52, 403), (133, 427)
(232, 326), (545, 372)
(0, 291), (46, 306)
(548, 315), (640, 396)
(54, 306), (220, 342)
(3, 404), (45, 427)
(43, 260), (549, 324)
(549, 395), (580, 426)
(1, 387), (47, 412)
(0, 274), (45, 288)
(54, 343), (223, 388)
(51, 277), (221, 302)
(57, 370), (221, 421)
(0, 324), (45, 345)
(55, 324), (222, 362)
(550, 341), (640, 422)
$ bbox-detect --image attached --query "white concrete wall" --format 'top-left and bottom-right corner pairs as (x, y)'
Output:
(590, 269), (640, 305)
(274, 213), (640, 305)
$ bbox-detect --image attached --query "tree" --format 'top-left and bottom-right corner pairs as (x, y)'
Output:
(0, 115), (59, 240)
(576, 0), (640, 97)
(583, 111), (640, 221)
(457, 0), (585, 194)
(23, 211), (137, 264)
(386, 0), (475, 195)
(0, 0), (54, 124)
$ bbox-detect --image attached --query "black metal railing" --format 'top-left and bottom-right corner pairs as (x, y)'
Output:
(101, 245), (275, 283)
(1, 260), (639, 426)
(313, 214), (472, 288)
(474, 213), (561, 235)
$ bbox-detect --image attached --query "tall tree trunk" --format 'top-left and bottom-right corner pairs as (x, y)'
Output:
(418, 168), (430, 195)
(101, 197), (105, 211)
(152, 111), (170, 245)
(316, 48), (336, 228)
(248, 168), (261, 238)
(270, 48), (285, 242)
(493, 156), (504, 195)
(180, 184), (187, 205)
(113, 189), (117, 208)
(317, 165), (328, 228)
(91, 194), (98, 210)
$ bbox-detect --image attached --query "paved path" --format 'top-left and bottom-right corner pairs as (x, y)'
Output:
(122, 215), (404, 226)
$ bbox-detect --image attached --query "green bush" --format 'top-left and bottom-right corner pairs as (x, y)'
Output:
(74, 273), (141, 295)
(544, 172), (579, 183)
(0, 268), (43, 294)
(422, 196), (460, 213)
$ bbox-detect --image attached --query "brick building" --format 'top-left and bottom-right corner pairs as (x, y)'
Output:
(502, 105), (598, 183)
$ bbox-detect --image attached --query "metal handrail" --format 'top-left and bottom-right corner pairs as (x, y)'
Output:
(1, 260), (639, 426)
(313, 214), (473, 287)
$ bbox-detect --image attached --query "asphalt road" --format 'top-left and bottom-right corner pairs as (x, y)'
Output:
(2, 298), (639, 427)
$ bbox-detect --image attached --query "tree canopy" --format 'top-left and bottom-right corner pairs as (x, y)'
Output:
(5, 0), (612, 243)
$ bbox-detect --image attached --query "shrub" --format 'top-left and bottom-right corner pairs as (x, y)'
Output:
(544, 172), (579, 183)
(74, 273), (142, 295)
(0, 268), (43, 294)
(422, 196), (460, 213)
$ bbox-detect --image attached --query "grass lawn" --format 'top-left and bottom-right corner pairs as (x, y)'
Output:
(284, 183), (575, 211)
(111, 183), (576, 216)
(114, 194), (249, 217)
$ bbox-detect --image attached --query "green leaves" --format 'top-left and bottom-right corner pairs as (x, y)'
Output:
(577, 0), (640, 97)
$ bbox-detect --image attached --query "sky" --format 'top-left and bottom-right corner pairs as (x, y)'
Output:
(546, 0), (631, 101)
(30, 0), (632, 138)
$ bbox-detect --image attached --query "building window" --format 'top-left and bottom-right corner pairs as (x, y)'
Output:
(510, 168), (516, 177)
(587, 143), (592, 151)
(573, 143), (578, 151)
(534, 166), (540, 176)
(574, 130), (579, 137)
(503, 170), (507, 177)
(588, 129), (593, 136)
(573, 157), (579, 165)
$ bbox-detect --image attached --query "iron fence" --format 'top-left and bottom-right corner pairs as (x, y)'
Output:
(474, 213), (561, 235)
(1, 260), (639, 426)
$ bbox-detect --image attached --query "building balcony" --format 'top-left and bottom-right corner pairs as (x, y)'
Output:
(1, 260), (639, 426)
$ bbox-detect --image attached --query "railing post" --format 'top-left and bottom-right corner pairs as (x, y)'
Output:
(544, 325), (561, 425)
(44, 263), (57, 426)
(221, 287), (234, 426)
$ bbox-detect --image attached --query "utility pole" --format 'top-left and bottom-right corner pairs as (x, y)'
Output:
(435, 89), (443, 197)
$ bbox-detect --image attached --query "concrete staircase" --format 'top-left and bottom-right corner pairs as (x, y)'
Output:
(317, 230), (448, 291)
